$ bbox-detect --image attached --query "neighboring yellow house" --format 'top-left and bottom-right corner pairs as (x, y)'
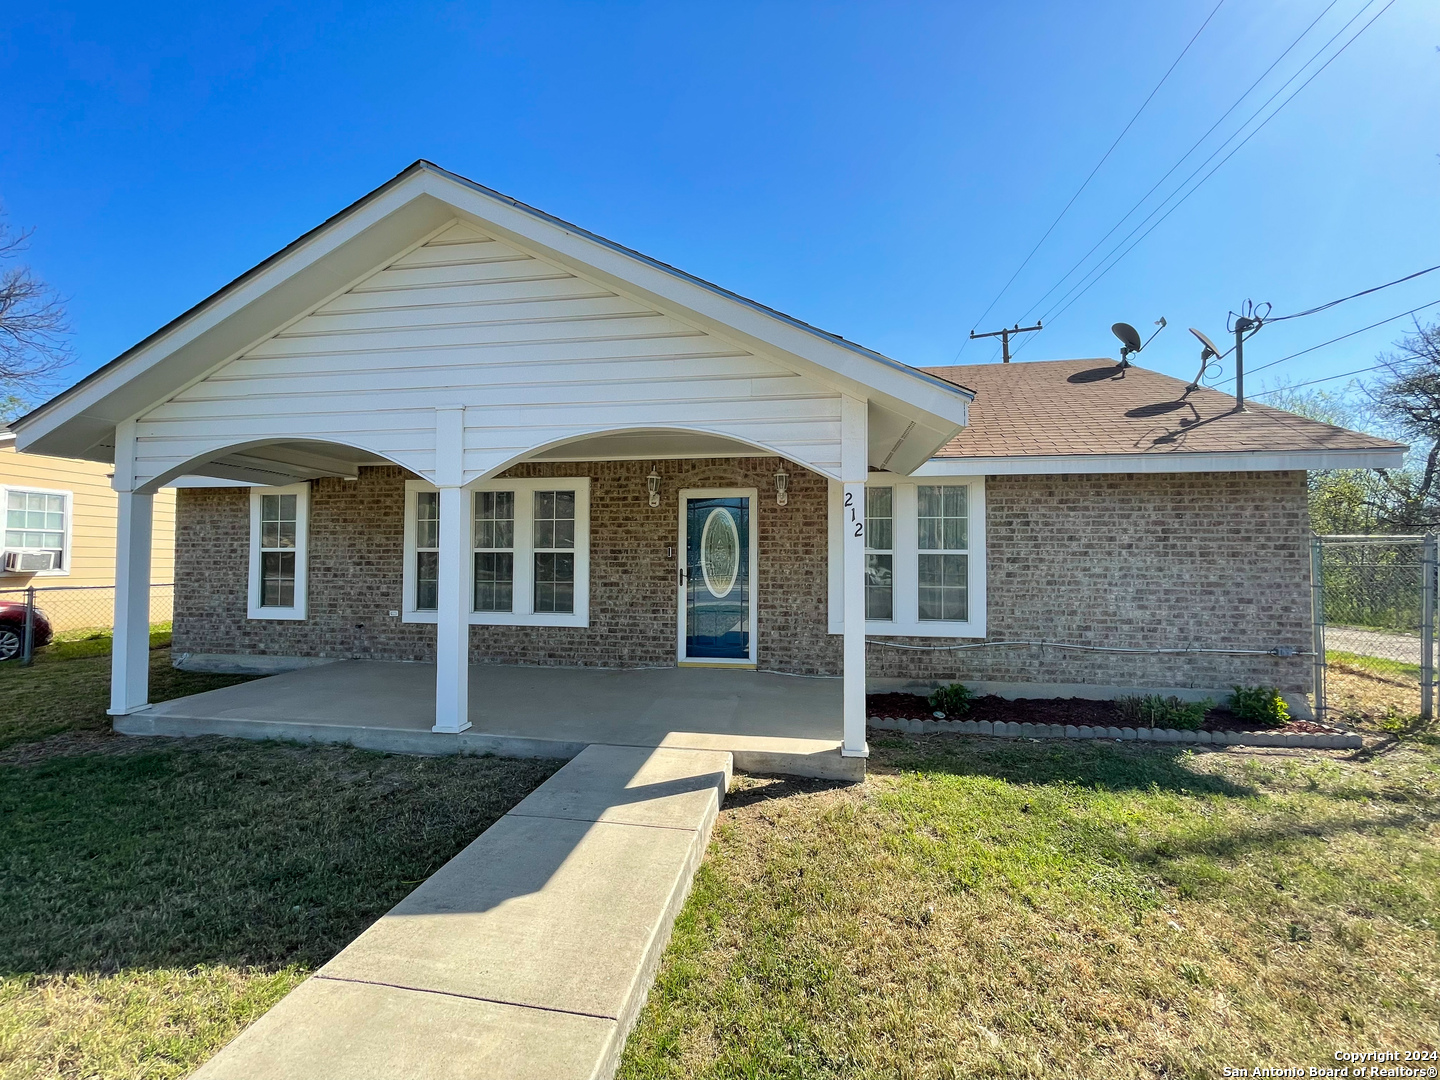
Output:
(0, 431), (176, 632)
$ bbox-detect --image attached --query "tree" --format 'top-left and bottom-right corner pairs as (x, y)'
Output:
(0, 214), (70, 419)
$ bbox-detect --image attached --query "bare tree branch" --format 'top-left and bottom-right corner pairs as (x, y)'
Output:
(0, 214), (71, 407)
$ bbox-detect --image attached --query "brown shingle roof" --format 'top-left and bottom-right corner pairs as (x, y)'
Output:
(921, 358), (1404, 459)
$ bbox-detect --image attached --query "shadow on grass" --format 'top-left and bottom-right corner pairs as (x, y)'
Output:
(867, 732), (1257, 797)
(0, 737), (561, 979)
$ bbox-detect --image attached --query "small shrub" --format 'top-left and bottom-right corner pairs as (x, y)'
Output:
(1229, 685), (1290, 728)
(1115, 694), (1209, 731)
(928, 683), (973, 716)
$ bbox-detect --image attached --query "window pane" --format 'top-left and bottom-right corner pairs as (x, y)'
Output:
(415, 550), (439, 611)
(261, 551), (296, 608)
(918, 484), (967, 553)
(918, 554), (967, 622)
(866, 487), (893, 552)
(474, 552), (515, 612)
(534, 490), (576, 551)
(865, 553), (893, 621)
(474, 491), (514, 550)
(416, 491), (439, 550)
(534, 551), (575, 613)
(261, 494), (298, 550)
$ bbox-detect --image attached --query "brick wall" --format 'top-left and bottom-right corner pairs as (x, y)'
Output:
(173, 465), (1311, 692)
(866, 471), (1313, 693)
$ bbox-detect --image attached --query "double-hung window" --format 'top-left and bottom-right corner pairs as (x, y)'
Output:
(3, 488), (70, 574)
(404, 478), (589, 627)
(248, 483), (309, 620)
(829, 477), (985, 637)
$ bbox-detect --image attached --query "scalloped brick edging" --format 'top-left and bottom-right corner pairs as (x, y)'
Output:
(867, 716), (1362, 750)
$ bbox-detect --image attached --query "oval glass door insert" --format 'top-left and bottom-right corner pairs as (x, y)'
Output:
(699, 508), (740, 598)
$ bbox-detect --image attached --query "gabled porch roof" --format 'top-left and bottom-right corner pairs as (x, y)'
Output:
(13, 161), (972, 482)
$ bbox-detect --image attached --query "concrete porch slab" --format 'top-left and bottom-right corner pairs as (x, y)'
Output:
(192, 743), (732, 1080)
(124, 659), (862, 780)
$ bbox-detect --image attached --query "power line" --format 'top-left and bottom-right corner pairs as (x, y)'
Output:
(1215, 298), (1440, 386)
(1008, 0), (1394, 361)
(1249, 361), (1387, 396)
(951, 0), (1225, 361)
(1268, 265), (1440, 322)
(1015, 0), (1342, 327)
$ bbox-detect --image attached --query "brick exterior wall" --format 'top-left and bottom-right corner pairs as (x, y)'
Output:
(173, 465), (1312, 692)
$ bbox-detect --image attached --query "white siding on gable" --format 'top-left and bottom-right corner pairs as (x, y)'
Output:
(134, 220), (842, 488)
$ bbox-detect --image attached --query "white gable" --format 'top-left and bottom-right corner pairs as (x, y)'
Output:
(133, 220), (844, 488)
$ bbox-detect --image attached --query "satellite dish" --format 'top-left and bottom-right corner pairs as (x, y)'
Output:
(1185, 327), (1223, 393)
(1190, 327), (1221, 360)
(1112, 322), (1143, 354)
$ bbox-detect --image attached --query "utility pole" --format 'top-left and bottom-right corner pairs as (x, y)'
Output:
(1232, 314), (1256, 411)
(970, 320), (1042, 363)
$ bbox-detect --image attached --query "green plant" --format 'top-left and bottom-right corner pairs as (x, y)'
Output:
(928, 683), (973, 716)
(1115, 694), (1210, 731)
(1228, 685), (1290, 728)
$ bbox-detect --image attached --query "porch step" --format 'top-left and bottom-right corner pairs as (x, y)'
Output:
(192, 743), (732, 1080)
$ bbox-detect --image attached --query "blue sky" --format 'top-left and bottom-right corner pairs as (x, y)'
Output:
(1, 1), (1436, 406)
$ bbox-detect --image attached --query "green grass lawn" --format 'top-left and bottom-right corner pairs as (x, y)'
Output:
(0, 639), (563, 1079)
(620, 732), (1440, 1079)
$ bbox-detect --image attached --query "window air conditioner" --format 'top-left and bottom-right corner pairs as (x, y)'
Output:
(4, 550), (57, 572)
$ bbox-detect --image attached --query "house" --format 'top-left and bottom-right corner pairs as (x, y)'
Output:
(0, 431), (177, 632)
(9, 161), (1403, 768)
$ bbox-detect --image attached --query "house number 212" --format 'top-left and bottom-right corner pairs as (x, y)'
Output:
(844, 491), (864, 538)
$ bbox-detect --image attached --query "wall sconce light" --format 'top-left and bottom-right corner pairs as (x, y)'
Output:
(647, 468), (661, 508)
(775, 468), (789, 507)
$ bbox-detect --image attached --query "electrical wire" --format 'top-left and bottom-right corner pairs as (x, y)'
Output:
(951, 0), (1226, 361)
(1215, 298), (1440, 387)
(1267, 265), (1440, 322)
(1014, 0), (1343, 329)
(1247, 361), (1387, 396)
(1008, 0), (1395, 361)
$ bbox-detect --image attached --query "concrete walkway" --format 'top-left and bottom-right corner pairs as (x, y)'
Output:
(193, 743), (732, 1080)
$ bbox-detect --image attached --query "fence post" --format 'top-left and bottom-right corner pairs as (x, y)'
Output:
(1310, 536), (1326, 721)
(21, 586), (35, 666)
(1422, 533), (1437, 723)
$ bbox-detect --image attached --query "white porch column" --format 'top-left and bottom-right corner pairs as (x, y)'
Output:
(433, 407), (471, 733)
(840, 395), (869, 758)
(110, 420), (154, 716)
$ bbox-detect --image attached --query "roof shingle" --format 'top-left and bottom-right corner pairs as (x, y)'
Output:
(921, 359), (1403, 459)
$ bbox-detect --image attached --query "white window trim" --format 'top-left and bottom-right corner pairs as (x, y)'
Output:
(247, 483), (309, 621)
(828, 475), (987, 638)
(403, 477), (591, 628)
(0, 485), (74, 578)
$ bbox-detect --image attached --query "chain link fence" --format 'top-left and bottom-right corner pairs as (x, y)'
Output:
(1312, 535), (1436, 724)
(0, 583), (174, 663)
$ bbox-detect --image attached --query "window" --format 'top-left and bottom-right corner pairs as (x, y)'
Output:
(474, 491), (515, 612)
(918, 485), (968, 622)
(3, 489), (69, 572)
(248, 484), (309, 620)
(864, 487), (893, 620)
(532, 490), (575, 614)
(828, 477), (985, 637)
(415, 491), (440, 611)
(403, 478), (590, 627)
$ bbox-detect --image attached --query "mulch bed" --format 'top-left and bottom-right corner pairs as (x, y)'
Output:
(866, 692), (1339, 735)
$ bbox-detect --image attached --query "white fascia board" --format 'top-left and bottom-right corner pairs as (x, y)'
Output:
(13, 188), (456, 458)
(916, 446), (1408, 476)
(409, 172), (973, 432)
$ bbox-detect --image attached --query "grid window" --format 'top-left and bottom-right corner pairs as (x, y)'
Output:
(864, 486), (893, 621)
(917, 484), (968, 621)
(5, 490), (66, 567)
(474, 490), (515, 613)
(533, 490), (575, 614)
(414, 491), (440, 611)
(259, 493), (298, 608)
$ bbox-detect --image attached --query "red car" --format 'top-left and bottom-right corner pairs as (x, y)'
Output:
(0, 601), (53, 661)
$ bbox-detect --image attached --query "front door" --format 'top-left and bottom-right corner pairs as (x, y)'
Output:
(681, 494), (752, 661)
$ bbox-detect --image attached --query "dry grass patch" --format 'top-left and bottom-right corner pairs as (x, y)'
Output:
(620, 735), (1440, 1079)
